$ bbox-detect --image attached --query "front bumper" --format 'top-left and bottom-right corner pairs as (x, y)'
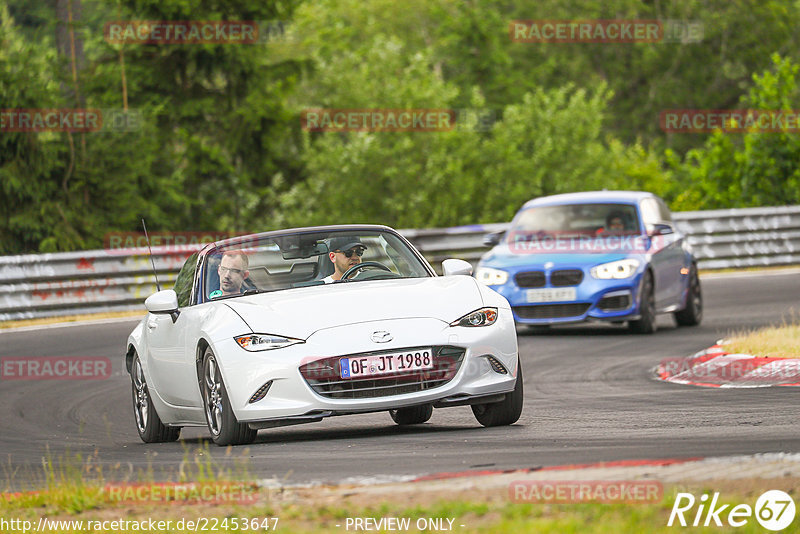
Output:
(213, 313), (519, 423)
(489, 272), (646, 325)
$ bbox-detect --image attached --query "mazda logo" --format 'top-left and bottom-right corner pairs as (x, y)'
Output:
(370, 331), (393, 343)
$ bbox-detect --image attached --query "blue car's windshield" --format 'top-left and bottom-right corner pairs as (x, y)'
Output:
(511, 203), (640, 236)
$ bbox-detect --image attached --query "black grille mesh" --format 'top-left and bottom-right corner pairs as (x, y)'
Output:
(299, 346), (465, 399)
(550, 269), (584, 286)
(515, 271), (546, 288)
(514, 303), (591, 319)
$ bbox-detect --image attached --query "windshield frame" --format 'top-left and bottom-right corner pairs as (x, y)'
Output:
(196, 226), (435, 303)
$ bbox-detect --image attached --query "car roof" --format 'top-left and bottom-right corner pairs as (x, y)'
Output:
(202, 224), (397, 252)
(521, 191), (657, 209)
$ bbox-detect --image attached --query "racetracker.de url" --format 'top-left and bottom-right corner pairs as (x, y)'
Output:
(0, 516), (279, 532)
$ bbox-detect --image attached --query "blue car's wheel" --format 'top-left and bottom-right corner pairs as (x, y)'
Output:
(674, 263), (702, 326)
(630, 271), (657, 334)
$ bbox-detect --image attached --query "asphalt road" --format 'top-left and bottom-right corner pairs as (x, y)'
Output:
(1, 269), (799, 488)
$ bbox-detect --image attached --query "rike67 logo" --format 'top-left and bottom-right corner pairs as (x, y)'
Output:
(668, 490), (795, 531)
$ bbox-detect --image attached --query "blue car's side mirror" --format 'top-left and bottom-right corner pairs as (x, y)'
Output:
(648, 223), (674, 236)
(483, 231), (504, 247)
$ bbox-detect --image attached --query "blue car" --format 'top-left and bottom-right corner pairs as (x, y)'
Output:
(475, 191), (702, 333)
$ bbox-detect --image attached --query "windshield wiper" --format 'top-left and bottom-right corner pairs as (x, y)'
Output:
(242, 288), (281, 295)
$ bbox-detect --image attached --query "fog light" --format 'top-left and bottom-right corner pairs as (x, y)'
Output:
(248, 380), (273, 403)
(485, 355), (508, 374)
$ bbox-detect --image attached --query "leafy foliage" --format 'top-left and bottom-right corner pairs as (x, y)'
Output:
(2, 0), (800, 253)
(675, 54), (800, 210)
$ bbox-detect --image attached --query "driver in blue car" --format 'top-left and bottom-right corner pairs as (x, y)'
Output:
(597, 210), (628, 235)
(323, 237), (367, 283)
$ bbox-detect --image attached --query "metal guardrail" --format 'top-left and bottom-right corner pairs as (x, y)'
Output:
(1, 205), (799, 321)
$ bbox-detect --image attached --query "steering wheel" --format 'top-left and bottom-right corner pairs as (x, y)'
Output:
(340, 261), (392, 281)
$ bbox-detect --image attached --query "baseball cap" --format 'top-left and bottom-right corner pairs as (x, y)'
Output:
(328, 236), (368, 252)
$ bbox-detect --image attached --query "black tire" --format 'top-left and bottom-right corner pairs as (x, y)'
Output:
(674, 264), (702, 326)
(389, 404), (433, 425)
(629, 271), (657, 334)
(131, 353), (180, 443)
(472, 361), (524, 427)
(201, 347), (257, 446)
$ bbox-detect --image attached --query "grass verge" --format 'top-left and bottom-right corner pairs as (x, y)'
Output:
(2, 474), (798, 533)
(725, 317), (800, 358)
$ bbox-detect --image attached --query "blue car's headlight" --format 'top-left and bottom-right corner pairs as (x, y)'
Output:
(590, 259), (640, 279)
(475, 267), (509, 286)
(450, 307), (498, 327)
(234, 334), (304, 351)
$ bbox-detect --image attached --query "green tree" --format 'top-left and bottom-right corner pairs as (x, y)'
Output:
(676, 54), (800, 210)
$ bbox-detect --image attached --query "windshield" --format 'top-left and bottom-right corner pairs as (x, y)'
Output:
(201, 229), (431, 302)
(511, 203), (641, 237)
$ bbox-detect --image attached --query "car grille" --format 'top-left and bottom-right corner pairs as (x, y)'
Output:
(514, 271), (545, 288)
(598, 294), (631, 311)
(299, 346), (465, 400)
(514, 303), (591, 319)
(550, 269), (584, 286)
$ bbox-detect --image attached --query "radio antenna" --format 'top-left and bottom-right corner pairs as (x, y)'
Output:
(142, 218), (162, 292)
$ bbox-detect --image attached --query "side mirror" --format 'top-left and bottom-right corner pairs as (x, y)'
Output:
(442, 258), (473, 277)
(145, 289), (180, 322)
(483, 231), (504, 247)
(649, 223), (674, 236)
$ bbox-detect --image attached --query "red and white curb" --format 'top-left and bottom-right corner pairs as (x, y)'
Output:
(656, 343), (800, 388)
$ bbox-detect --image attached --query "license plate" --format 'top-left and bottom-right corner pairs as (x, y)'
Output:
(526, 288), (577, 303)
(340, 349), (434, 379)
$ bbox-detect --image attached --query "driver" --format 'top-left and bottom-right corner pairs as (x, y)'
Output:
(601, 211), (627, 234)
(213, 250), (250, 297)
(323, 237), (368, 283)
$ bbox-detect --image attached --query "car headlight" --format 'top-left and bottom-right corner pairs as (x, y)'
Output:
(450, 307), (498, 327)
(475, 267), (508, 286)
(234, 334), (304, 351)
(590, 259), (640, 279)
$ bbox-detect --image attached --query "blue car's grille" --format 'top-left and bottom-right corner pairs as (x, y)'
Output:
(514, 303), (591, 319)
(514, 271), (545, 288)
(550, 269), (583, 286)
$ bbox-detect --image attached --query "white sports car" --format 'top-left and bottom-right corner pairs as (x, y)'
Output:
(126, 225), (522, 446)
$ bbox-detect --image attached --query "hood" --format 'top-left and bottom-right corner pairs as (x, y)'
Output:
(222, 276), (481, 339)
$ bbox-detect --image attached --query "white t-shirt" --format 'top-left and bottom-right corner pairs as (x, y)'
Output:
(322, 275), (335, 284)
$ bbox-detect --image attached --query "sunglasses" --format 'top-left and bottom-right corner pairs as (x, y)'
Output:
(335, 248), (365, 258)
(219, 266), (244, 275)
